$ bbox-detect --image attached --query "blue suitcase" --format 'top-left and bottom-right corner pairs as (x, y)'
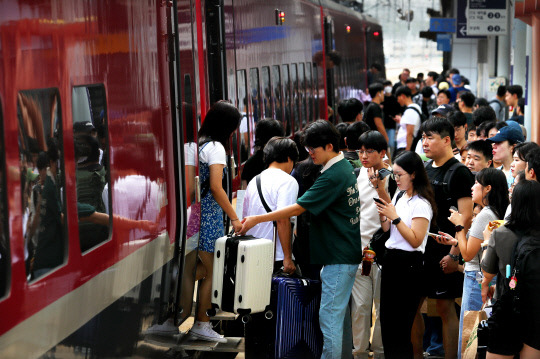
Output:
(245, 275), (323, 359)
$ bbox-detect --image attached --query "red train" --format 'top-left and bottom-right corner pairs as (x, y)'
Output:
(0, 0), (384, 357)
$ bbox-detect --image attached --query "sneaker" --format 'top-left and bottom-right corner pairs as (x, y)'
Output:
(189, 321), (227, 343)
(145, 318), (179, 336)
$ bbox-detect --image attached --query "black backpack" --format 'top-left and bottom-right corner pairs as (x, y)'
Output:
(406, 106), (427, 152)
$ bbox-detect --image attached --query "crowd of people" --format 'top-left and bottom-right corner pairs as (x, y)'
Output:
(188, 67), (539, 359)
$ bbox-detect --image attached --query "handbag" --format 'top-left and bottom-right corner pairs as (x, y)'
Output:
(461, 303), (489, 359)
(369, 190), (405, 265)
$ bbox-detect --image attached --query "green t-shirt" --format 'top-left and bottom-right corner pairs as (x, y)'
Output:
(297, 158), (362, 265)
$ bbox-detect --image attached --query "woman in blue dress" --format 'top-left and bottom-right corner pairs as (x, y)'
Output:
(190, 101), (242, 342)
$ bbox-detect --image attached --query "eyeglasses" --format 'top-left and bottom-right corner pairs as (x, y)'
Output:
(356, 149), (377, 156)
(391, 172), (404, 180)
(305, 146), (320, 154)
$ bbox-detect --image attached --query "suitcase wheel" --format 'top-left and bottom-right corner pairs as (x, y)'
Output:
(206, 308), (217, 317)
(241, 314), (251, 324)
(264, 310), (273, 320)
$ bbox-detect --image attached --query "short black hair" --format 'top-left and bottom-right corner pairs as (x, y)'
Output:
(382, 80), (392, 87)
(427, 71), (439, 80)
(473, 98), (489, 108)
(476, 121), (495, 137)
(337, 98), (363, 122)
(327, 50), (342, 66)
(517, 97), (525, 110)
(263, 137), (299, 167)
(506, 85), (523, 99)
(254, 118), (284, 147)
(514, 142), (539, 160)
(526, 147), (540, 175)
(466, 140), (493, 163)
(437, 89), (451, 100)
(302, 120), (340, 153)
(370, 63), (383, 71)
(496, 85), (507, 97)
(345, 121), (371, 150)
(421, 117), (455, 142)
(468, 124), (476, 133)
(395, 86), (412, 98)
(335, 122), (349, 149)
(368, 83), (384, 98)
(472, 106), (497, 126)
(46, 137), (59, 163)
(448, 111), (467, 127)
(421, 86), (433, 98)
(448, 68), (460, 75)
(357, 130), (388, 152)
(460, 92), (475, 108)
(36, 151), (48, 171)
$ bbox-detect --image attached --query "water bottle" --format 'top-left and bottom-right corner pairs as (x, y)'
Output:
(476, 271), (484, 289)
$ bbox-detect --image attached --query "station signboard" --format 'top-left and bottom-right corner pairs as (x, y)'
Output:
(467, 0), (508, 36)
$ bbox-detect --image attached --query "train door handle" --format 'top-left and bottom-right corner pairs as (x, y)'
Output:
(195, 176), (201, 203)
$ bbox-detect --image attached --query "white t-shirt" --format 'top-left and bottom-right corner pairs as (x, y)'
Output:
(385, 193), (433, 253)
(396, 104), (422, 150)
(358, 166), (389, 249)
(198, 141), (227, 166)
(242, 168), (299, 261)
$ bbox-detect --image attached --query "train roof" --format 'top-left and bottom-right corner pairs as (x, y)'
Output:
(314, 0), (383, 28)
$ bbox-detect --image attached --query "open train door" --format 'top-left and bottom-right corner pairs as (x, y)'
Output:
(324, 15), (336, 118)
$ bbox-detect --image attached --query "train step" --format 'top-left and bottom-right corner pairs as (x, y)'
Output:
(144, 333), (244, 353)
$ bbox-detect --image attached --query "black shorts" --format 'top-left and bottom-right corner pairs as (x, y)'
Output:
(423, 240), (463, 299)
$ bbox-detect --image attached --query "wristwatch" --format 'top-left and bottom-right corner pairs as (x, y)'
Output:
(455, 225), (464, 233)
(449, 254), (460, 261)
(392, 217), (402, 225)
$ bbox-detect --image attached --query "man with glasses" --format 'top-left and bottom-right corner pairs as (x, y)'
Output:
(350, 131), (394, 359)
(241, 120), (362, 359)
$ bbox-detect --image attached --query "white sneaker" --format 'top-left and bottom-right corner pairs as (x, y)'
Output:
(145, 318), (179, 336)
(189, 321), (227, 343)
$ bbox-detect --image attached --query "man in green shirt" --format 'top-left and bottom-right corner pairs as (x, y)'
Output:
(240, 120), (362, 359)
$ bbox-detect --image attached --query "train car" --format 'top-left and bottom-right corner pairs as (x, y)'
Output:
(0, 0), (384, 358)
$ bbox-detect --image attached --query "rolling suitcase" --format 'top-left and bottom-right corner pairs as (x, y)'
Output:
(210, 234), (274, 317)
(245, 275), (323, 359)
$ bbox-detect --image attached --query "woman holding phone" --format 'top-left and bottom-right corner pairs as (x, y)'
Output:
(375, 151), (436, 359)
(434, 168), (509, 357)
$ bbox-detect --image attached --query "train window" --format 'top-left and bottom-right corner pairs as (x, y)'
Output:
(271, 65), (282, 124)
(17, 89), (66, 281)
(298, 63), (306, 128)
(291, 64), (300, 132)
(249, 68), (261, 126)
(281, 65), (292, 135)
(261, 66), (272, 119)
(72, 85), (111, 253)
(306, 63), (313, 123)
(0, 101), (9, 299)
(237, 70), (249, 164)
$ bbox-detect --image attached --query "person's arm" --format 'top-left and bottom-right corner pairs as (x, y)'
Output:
(481, 272), (496, 303)
(276, 219), (295, 274)
(444, 208), (482, 261)
(376, 198), (430, 249)
(209, 164), (242, 232)
(80, 211), (109, 226)
(240, 203), (305, 235)
(374, 117), (389, 142)
(405, 124), (415, 150)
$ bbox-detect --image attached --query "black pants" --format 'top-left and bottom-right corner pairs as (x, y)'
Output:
(380, 248), (424, 359)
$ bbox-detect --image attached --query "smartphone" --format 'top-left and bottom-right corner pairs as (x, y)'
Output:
(378, 168), (392, 179)
(373, 197), (384, 205)
(428, 232), (440, 239)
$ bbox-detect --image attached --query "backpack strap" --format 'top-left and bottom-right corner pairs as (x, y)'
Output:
(405, 105), (423, 120)
(256, 174), (278, 259)
(427, 159), (464, 195)
(198, 142), (212, 198)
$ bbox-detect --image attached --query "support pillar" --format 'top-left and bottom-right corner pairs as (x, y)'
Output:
(531, 14), (540, 142)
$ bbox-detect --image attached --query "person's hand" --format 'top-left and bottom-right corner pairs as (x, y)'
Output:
(239, 216), (258, 235)
(139, 220), (158, 234)
(231, 219), (243, 234)
(483, 223), (493, 242)
(367, 167), (387, 191)
(375, 198), (398, 222)
(436, 231), (458, 246)
(393, 114), (401, 123)
(440, 255), (459, 274)
(282, 257), (296, 275)
(481, 281), (494, 303)
(448, 208), (464, 226)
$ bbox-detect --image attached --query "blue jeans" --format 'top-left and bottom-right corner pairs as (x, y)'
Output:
(458, 271), (483, 358)
(320, 264), (357, 359)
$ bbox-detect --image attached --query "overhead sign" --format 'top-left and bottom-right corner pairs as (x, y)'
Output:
(467, 0), (508, 36)
(456, 0), (485, 38)
(437, 34), (452, 52)
(430, 18), (456, 33)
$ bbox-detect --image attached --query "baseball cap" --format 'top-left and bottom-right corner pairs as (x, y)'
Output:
(431, 104), (454, 117)
(438, 82), (449, 90)
(73, 121), (95, 133)
(452, 74), (462, 86)
(486, 126), (524, 143)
